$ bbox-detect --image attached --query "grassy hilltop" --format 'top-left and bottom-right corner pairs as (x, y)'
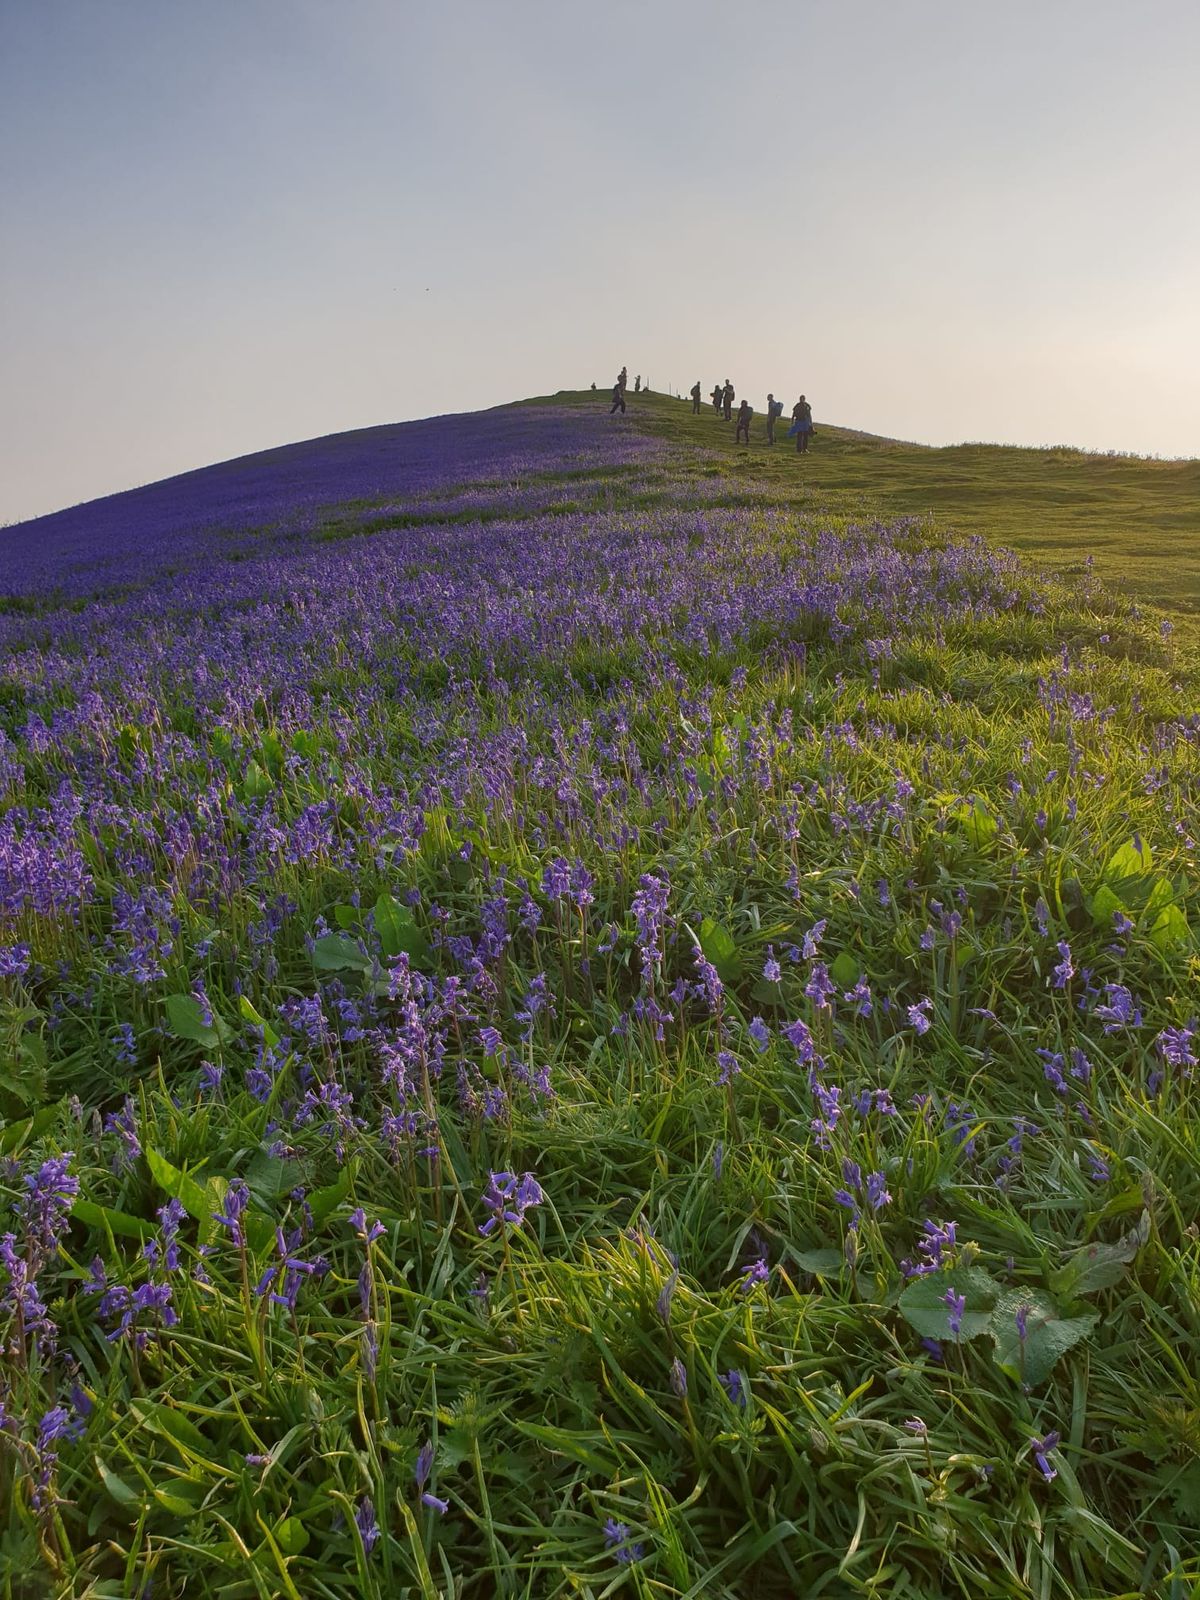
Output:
(0, 399), (1197, 1598)
(536, 388), (1200, 622)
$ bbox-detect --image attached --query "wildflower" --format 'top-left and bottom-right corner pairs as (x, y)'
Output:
(943, 1287), (966, 1336)
(843, 979), (873, 1017)
(669, 1357), (688, 1398)
(1052, 942), (1074, 989)
(692, 944), (724, 1012)
(903, 1417), (927, 1436)
(719, 1369), (747, 1408)
(902, 1219), (958, 1278)
(739, 1258), (769, 1293)
(212, 1180), (250, 1247)
(1015, 1303), (1031, 1342)
(1087, 1150), (1111, 1183)
(349, 1208), (387, 1244)
(805, 963), (836, 1009)
(1030, 1430), (1060, 1483)
(478, 1170), (544, 1236)
(802, 920), (827, 959)
(20, 1153), (78, 1257)
(0, 943), (31, 979)
(1094, 985), (1141, 1034)
(716, 1050), (741, 1086)
(865, 1171), (891, 1211)
(421, 1492), (448, 1514)
(747, 1016), (770, 1051)
(355, 1495), (380, 1553)
(782, 1017), (816, 1063)
(603, 1519), (645, 1565)
(907, 998), (933, 1036)
(919, 926), (935, 952)
(761, 949), (782, 983)
(1156, 1023), (1197, 1069)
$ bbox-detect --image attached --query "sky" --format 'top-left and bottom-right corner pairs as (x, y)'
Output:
(2, 0), (1198, 524)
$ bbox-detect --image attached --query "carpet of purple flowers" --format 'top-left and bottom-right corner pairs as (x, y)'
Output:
(1, 398), (1198, 1598)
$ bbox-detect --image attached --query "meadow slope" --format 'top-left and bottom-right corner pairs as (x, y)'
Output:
(0, 400), (1197, 1599)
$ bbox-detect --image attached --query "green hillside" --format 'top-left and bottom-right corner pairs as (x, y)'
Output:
(539, 389), (1200, 623)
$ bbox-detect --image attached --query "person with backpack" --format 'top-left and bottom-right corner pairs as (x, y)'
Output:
(722, 380), (735, 422)
(690, 381), (702, 414)
(765, 392), (783, 445)
(789, 395), (814, 452)
(735, 398), (752, 444)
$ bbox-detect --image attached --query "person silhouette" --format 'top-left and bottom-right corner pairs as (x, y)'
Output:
(790, 394), (813, 452)
(765, 393), (778, 445)
(690, 381), (702, 414)
(722, 380), (734, 422)
(711, 384), (722, 413)
(610, 380), (626, 415)
(634, 375), (641, 393)
(735, 398), (752, 444)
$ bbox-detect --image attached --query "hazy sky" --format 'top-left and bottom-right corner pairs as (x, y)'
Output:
(3, 0), (1198, 524)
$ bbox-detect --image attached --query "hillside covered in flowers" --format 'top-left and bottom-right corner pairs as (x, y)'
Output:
(1, 398), (1197, 1599)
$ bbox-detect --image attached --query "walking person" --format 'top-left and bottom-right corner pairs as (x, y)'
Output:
(789, 395), (814, 452)
(765, 392), (782, 445)
(610, 380), (626, 415)
(711, 383), (722, 414)
(690, 380), (702, 414)
(735, 398), (752, 444)
(722, 380), (734, 422)
(618, 366), (628, 395)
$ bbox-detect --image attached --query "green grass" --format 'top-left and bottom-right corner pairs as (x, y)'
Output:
(535, 389), (1200, 623)
(2, 401), (1199, 1598)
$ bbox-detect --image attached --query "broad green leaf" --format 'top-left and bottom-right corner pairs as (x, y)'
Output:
(829, 950), (859, 988)
(898, 1266), (999, 1342)
(130, 1401), (209, 1460)
(145, 1145), (210, 1224)
(238, 994), (279, 1048)
(989, 1287), (1098, 1386)
(72, 1197), (154, 1241)
(95, 1457), (143, 1508)
(309, 1161), (357, 1226)
(1089, 882), (1126, 930)
(164, 993), (222, 1052)
(1050, 1211), (1150, 1299)
(333, 903), (358, 930)
(1146, 880), (1190, 949)
(0, 1101), (61, 1156)
(242, 759), (273, 799)
(949, 799), (997, 847)
(274, 1516), (309, 1556)
(246, 1151), (295, 1205)
(698, 917), (743, 983)
(1103, 836), (1152, 887)
(790, 1248), (844, 1277)
(311, 933), (371, 973)
(374, 892), (432, 963)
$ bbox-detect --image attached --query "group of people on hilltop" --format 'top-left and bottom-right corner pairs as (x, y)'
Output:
(690, 378), (814, 452)
(605, 366), (652, 414)
(601, 365), (814, 453)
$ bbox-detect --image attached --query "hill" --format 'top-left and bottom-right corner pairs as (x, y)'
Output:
(540, 389), (1200, 621)
(0, 398), (1197, 1598)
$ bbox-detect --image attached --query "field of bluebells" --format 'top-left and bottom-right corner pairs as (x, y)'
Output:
(1, 398), (1198, 1598)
